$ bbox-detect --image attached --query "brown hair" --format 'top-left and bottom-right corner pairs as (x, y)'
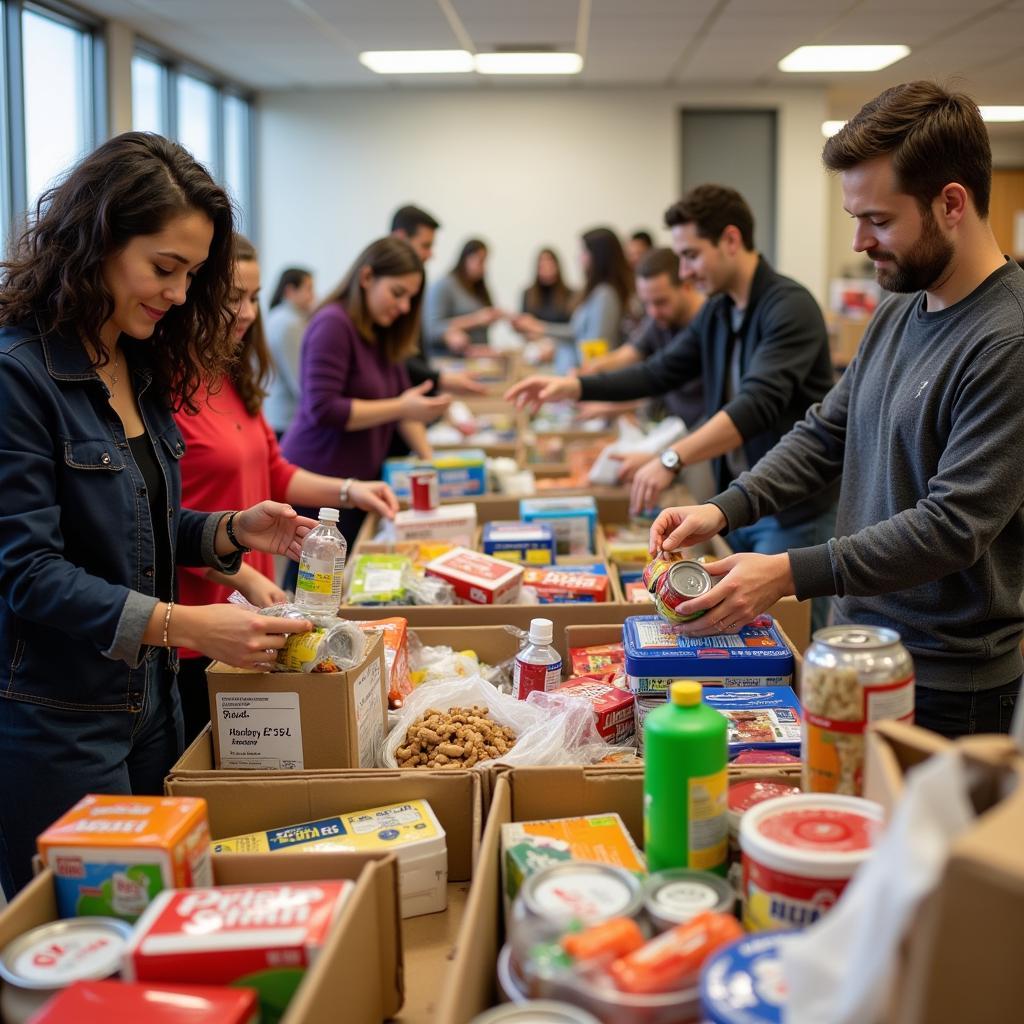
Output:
(636, 247), (682, 285)
(523, 247), (573, 317)
(320, 237), (424, 363)
(580, 227), (633, 306)
(0, 131), (235, 412)
(229, 235), (272, 416)
(664, 185), (755, 250)
(451, 239), (493, 306)
(822, 81), (992, 217)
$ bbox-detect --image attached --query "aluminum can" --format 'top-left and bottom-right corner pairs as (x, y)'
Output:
(801, 625), (914, 796)
(654, 560), (715, 623)
(641, 551), (685, 593)
(518, 862), (644, 927)
(409, 468), (439, 511)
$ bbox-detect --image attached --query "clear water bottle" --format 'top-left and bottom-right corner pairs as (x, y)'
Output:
(513, 618), (562, 700)
(295, 507), (347, 615)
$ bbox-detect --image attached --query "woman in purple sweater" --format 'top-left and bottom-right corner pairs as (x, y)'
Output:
(282, 238), (451, 547)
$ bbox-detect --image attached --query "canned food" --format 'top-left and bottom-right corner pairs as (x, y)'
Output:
(727, 780), (802, 844)
(276, 620), (365, 673)
(641, 552), (685, 594)
(700, 932), (794, 1024)
(0, 917), (133, 1024)
(471, 997), (602, 1024)
(409, 469), (439, 511)
(519, 863), (644, 927)
(801, 626), (914, 795)
(642, 870), (735, 931)
(654, 561), (715, 624)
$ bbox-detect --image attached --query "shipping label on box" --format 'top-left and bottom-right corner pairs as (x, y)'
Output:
(425, 547), (524, 605)
(353, 657), (385, 769)
(394, 504), (477, 547)
(215, 692), (305, 770)
(522, 564), (609, 603)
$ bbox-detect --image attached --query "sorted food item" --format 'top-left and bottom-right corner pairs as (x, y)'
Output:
(609, 911), (744, 995)
(513, 618), (563, 700)
(407, 644), (481, 688)
(727, 779), (802, 847)
(643, 870), (736, 931)
(603, 524), (656, 565)
(356, 617), (411, 707)
(701, 688), (802, 758)
(561, 917), (645, 966)
(482, 521), (557, 565)
(0, 918), (133, 1024)
(522, 564), (609, 603)
(623, 615), (794, 693)
(731, 749), (802, 767)
(568, 641), (625, 678)
(553, 675), (635, 743)
(211, 799), (447, 918)
(383, 449), (487, 500)
(36, 795), (212, 921)
(802, 625), (914, 796)
(469, 1003), (602, 1024)
(123, 882), (353, 1023)
(518, 863), (645, 927)
(29, 981), (259, 1024)
(394, 705), (517, 768)
(652, 560), (718, 625)
(700, 932), (794, 1024)
(294, 508), (347, 616)
(409, 468), (439, 510)
(625, 581), (654, 604)
(740, 793), (884, 932)
(393, 502), (477, 547)
(502, 813), (645, 906)
(519, 497), (597, 556)
(425, 547), (524, 605)
(347, 553), (411, 605)
(275, 619), (366, 673)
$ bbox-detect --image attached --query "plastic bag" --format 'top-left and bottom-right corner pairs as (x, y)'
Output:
(402, 567), (456, 606)
(379, 674), (634, 769)
(589, 416), (688, 486)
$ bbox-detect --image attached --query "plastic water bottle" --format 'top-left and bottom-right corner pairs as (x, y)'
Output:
(644, 680), (729, 874)
(513, 618), (562, 700)
(295, 507), (347, 615)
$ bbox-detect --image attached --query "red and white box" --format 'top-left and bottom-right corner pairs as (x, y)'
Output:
(625, 581), (654, 604)
(522, 567), (609, 603)
(424, 547), (524, 605)
(554, 674), (636, 743)
(569, 641), (625, 678)
(394, 503), (477, 547)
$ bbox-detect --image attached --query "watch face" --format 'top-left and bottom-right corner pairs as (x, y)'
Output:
(661, 451), (680, 471)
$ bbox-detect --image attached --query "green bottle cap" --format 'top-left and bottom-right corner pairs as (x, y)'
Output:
(669, 680), (702, 706)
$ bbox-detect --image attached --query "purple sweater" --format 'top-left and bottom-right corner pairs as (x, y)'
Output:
(281, 303), (410, 480)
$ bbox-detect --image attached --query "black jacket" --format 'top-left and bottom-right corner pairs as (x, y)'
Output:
(579, 257), (837, 526)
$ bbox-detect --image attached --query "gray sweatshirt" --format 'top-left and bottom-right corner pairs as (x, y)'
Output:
(711, 260), (1024, 692)
(423, 274), (490, 355)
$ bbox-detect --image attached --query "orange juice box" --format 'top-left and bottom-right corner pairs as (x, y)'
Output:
(37, 795), (212, 922)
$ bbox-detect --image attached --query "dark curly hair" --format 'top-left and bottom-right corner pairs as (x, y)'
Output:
(230, 234), (272, 416)
(0, 131), (236, 411)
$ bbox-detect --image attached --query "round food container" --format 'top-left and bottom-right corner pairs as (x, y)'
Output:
(727, 780), (802, 844)
(739, 793), (883, 933)
(700, 931), (794, 1024)
(0, 917), (133, 1024)
(519, 863), (644, 927)
(471, 991), (601, 1024)
(642, 870), (735, 931)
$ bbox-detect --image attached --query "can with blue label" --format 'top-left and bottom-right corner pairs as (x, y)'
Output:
(700, 931), (795, 1024)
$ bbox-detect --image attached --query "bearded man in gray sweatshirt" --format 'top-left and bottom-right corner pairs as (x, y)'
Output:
(649, 81), (1024, 738)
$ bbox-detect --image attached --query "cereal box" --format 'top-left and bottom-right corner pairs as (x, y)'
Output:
(424, 546), (524, 605)
(554, 675), (636, 743)
(481, 521), (556, 565)
(37, 795), (212, 922)
(122, 881), (352, 1023)
(522, 564), (609, 603)
(356, 617), (411, 705)
(519, 497), (597, 556)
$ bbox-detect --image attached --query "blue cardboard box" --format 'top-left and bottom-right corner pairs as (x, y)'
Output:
(701, 687), (803, 756)
(481, 521), (556, 564)
(383, 449), (487, 500)
(519, 496), (597, 556)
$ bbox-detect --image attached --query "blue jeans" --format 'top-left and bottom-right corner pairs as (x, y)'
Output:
(727, 509), (837, 636)
(915, 677), (1020, 739)
(0, 649), (183, 897)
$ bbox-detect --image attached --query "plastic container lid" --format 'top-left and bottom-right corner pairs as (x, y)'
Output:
(700, 931), (794, 1024)
(528, 618), (554, 645)
(471, 993), (602, 1024)
(727, 780), (802, 835)
(642, 869), (735, 928)
(0, 918), (133, 990)
(318, 507), (340, 522)
(670, 680), (702, 706)
(739, 793), (883, 880)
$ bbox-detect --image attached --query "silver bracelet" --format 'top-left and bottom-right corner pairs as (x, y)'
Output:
(339, 478), (354, 508)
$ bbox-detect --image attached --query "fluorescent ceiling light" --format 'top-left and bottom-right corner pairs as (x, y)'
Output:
(475, 52), (583, 75)
(979, 106), (1024, 122)
(821, 120), (847, 137)
(779, 45), (910, 73)
(358, 50), (474, 74)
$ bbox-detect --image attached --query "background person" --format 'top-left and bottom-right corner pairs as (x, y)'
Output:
(521, 247), (575, 325)
(263, 265), (314, 437)
(626, 229), (655, 270)
(423, 238), (505, 355)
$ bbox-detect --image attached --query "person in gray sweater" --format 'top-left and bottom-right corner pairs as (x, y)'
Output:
(423, 238), (504, 355)
(648, 82), (1024, 738)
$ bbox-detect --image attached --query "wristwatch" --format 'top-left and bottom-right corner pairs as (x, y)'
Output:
(660, 450), (684, 476)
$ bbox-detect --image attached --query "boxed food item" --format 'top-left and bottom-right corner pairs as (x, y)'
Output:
(393, 503), (477, 547)
(702, 687), (803, 758)
(522, 564), (609, 603)
(554, 675), (636, 743)
(424, 547), (524, 605)
(122, 881), (353, 1022)
(623, 615), (794, 694)
(36, 796), (212, 922)
(625, 581), (654, 603)
(602, 524), (654, 564)
(481, 521), (556, 565)
(355, 617), (411, 706)
(569, 640), (625, 678)
(501, 813), (646, 909)
(383, 449), (487, 500)
(519, 497), (597, 556)
(347, 553), (411, 606)
(31, 981), (260, 1024)
(211, 800), (446, 919)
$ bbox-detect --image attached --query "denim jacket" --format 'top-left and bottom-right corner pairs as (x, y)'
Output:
(0, 324), (240, 712)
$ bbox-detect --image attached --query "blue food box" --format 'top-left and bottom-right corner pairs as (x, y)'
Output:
(481, 521), (556, 564)
(383, 448), (487, 500)
(701, 687), (802, 757)
(519, 496), (597, 556)
(623, 615), (794, 693)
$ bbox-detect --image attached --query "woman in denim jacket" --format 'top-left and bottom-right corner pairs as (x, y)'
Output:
(0, 133), (315, 896)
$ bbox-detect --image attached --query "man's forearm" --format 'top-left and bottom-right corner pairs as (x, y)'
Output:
(675, 411), (744, 465)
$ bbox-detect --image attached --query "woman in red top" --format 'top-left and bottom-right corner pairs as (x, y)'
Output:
(175, 235), (399, 742)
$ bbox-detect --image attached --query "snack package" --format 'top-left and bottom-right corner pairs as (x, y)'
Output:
(554, 674), (635, 744)
(347, 554), (411, 605)
(569, 641), (626, 678)
(522, 564), (609, 603)
(356, 617), (411, 706)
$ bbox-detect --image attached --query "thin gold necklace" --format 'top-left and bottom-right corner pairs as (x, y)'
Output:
(98, 350), (121, 388)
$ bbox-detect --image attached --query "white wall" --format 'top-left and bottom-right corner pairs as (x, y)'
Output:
(257, 85), (830, 311)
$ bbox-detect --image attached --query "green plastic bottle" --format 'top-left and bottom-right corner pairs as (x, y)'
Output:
(643, 680), (729, 875)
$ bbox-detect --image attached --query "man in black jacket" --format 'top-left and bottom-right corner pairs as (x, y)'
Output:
(508, 185), (837, 626)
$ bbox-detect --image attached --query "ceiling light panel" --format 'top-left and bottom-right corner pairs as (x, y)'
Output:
(358, 50), (474, 73)
(474, 51), (583, 74)
(778, 44), (910, 72)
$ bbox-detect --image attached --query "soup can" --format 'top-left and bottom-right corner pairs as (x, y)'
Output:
(654, 560), (715, 624)
(641, 552), (683, 594)
(409, 468), (439, 511)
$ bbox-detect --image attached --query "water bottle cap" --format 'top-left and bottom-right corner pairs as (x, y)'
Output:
(528, 618), (554, 645)
(318, 507), (340, 522)
(670, 680), (703, 706)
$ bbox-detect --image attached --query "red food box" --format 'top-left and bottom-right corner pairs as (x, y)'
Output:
(625, 581), (654, 603)
(555, 674), (636, 743)
(424, 546), (524, 605)
(31, 980), (259, 1024)
(569, 641), (625, 678)
(522, 566), (609, 603)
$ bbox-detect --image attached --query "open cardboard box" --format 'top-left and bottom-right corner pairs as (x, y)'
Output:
(0, 850), (401, 1024)
(164, 767), (482, 1024)
(864, 721), (1024, 1024)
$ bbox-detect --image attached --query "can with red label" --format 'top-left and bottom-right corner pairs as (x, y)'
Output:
(641, 552), (683, 594)
(409, 469), (439, 511)
(654, 560), (715, 624)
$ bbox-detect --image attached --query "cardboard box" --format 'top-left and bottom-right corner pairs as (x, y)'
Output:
(520, 496), (597, 556)
(394, 504), (477, 547)
(424, 547), (524, 605)
(864, 721), (1024, 1024)
(481, 521), (556, 565)
(553, 676), (635, 743)
(522, 564), (609, 603)
(206, 634), (387, 771)
(383, 450), (487, 501)
(0, 852), (402, 1024)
